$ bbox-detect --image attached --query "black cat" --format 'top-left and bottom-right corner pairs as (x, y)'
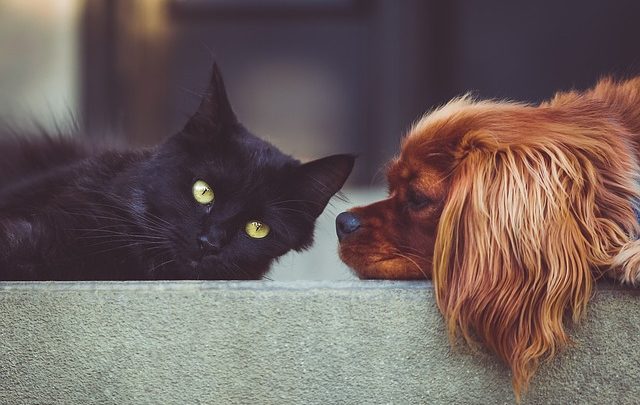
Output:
(0, 64), (354, 280)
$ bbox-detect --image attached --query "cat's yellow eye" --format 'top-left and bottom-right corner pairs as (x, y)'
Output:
(192, 180), (215, 205)
(245, 220), (270, 239)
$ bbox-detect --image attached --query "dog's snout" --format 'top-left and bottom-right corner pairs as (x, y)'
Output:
(336, 211), (361, 241)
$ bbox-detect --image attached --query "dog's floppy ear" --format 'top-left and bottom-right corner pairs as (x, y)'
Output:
(431, 127), (637, 400)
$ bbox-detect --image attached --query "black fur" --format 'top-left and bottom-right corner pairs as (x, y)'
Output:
(0, 64), (354, 280)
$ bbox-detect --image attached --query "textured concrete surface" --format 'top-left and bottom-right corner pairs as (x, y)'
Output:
(0, 281), (638, 405)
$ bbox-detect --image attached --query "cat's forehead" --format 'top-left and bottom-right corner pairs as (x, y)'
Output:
(237, 133), (295, 163)
(192, 147), (294, 195)
(216, 139), (294, 172)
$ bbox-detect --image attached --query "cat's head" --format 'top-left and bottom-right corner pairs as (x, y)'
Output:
(134, 64), (354, 279)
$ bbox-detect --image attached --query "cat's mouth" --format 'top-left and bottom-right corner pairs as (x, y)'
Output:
(186, 255), (213, 271)
(185, 251), (226, 273)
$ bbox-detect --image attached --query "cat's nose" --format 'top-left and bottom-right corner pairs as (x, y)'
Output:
(336, 211), (361, 241)
(197, 232), (224, 254)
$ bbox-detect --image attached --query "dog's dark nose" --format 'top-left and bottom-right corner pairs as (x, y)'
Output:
(336, 212), (361, 241)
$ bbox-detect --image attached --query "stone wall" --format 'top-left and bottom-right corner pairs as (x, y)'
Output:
(1, 281), (638, 404)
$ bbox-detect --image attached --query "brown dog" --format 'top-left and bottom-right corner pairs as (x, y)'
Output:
(337, 77), (640, 399)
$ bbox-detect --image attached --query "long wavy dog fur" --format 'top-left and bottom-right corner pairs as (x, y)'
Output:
(338, 77), (640, 399)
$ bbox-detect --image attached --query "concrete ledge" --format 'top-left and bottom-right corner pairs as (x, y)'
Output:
(0, 281), (638, 404)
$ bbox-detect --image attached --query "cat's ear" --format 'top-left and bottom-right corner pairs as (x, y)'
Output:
(181, 63), (238, 140)
(294, 154), (356, 218)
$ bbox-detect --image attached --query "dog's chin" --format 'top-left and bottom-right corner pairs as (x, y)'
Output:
(339, 246), (430, 280)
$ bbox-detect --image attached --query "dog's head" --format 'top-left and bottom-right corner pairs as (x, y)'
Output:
(338, 87), (640, 398)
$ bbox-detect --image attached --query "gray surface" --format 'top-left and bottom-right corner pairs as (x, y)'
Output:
(0, 281), (638, 405)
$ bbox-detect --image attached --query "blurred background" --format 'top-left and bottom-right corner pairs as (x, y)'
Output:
(1, 0), (639, 279)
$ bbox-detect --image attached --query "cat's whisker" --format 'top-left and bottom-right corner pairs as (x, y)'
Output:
(83, 237), (168, 249)
(75, 189), (176, 229)
(263, 216), (295, 243)
(81, 239), (169, 249)
(61, 210), (144, 228)
(271, 207), (316, 221)
(268, 199), (325, 208)
(230, 262), (255, 280)
(152, 258), (176, 272)
(86, 241), (166, 257)
(69, 228), (168, 240)
(61, 207), (171, 238)
(331, 190), (351, 204)
(70, 228), (169, 241)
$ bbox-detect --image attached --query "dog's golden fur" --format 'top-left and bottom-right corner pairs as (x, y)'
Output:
(339, 77), (640, 399)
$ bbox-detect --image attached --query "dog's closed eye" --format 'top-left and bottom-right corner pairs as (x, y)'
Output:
(407, 188), (433, 210)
